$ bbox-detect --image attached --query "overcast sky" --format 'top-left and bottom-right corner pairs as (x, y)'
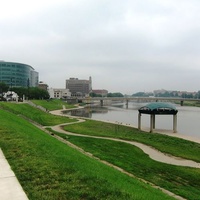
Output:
(1, 0), (200, 94)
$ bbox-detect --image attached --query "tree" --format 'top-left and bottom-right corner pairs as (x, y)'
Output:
(107, 92), (124, 97)
(89, 92), (103, 97)
(12, 87), (50, 100)
(0, 82), (9, 96)
(29, 87), (50, 99)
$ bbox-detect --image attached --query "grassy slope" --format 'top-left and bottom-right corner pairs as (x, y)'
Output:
(0, 102), (77, 126)
(53, 133), (200, 200)
(1, 102), (200, 199)
(63, 120), (200, 162)
(0, 109), (173, 200)
(31, 99), (76, 111)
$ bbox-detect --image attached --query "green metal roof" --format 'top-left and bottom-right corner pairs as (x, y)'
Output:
(142, 102), (177, 110)
(139, 102), (178, 115)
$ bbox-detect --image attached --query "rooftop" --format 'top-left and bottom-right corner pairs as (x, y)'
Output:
(139, 102), (178, 115)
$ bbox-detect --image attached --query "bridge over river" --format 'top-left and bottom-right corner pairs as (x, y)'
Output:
(80, 97), (200, 107)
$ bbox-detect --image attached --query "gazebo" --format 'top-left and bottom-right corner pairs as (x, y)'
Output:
(138, 102), (178, 133)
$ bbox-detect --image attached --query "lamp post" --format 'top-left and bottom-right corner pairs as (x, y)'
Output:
(10, 77), (13, 101)
(27, 78), (30, 100)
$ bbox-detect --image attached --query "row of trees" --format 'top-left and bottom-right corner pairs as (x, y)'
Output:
(0, 82), (49, 100)
(90, 92), (124, 97)
(154, 91), (200, 99)
(132, 90), (200, 99)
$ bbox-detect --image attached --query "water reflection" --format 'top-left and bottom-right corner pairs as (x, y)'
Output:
(63, 106), (109, 118)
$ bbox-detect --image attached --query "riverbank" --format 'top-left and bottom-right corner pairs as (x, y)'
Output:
(47, 116), (200, 200)
(50, 121), (200, 168)
(51, 108), (200, 144)
(1, 102), (200, 199)
(0, 106), (176, 200)
(149, 128), (200, 144)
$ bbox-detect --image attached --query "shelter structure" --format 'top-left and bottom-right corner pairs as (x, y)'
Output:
(138, 102), (178, 133)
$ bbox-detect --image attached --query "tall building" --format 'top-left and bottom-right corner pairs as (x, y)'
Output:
(66, 77), (92, 97)
(0, 61), (39, 87)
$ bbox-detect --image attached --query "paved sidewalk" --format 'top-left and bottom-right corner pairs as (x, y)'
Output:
(0, 149), (28, 200)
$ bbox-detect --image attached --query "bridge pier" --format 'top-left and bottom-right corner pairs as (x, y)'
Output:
(180, 100), (184, 106)
(126, 99), (129, 108)
(138, 113), (141, 130)
(173, 114), (177, 133)
(100, 99), (103, 106)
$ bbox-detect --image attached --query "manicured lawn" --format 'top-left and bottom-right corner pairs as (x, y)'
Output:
(51, 132), (200, 200)
(1, 101), (199, 199)
(0, 102), (77, 126)
(0, 109), (174, 200)
(31, 99), (76, 111)
(63, 120), (200, 162)
(174, 100), (200, 107)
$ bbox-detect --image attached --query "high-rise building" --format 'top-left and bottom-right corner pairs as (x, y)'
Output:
(66, 76), (92, 97)
(0, 61), (39, 87)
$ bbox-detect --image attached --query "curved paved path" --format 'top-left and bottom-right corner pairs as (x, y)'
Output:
(49, 117), (200, 169)
(48, 109), (200, 200)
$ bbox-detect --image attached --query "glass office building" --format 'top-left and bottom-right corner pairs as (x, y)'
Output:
(0, 61), (39, 87)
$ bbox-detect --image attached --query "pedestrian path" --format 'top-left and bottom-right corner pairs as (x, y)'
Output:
(0, 149), (28, 200)
(50, 109), (200, 168)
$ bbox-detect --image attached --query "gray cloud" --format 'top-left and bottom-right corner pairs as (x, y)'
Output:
(0, 0), (200, 94)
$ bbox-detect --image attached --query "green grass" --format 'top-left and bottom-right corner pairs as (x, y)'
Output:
(0, 102), (77, 126)
(63, 120), (200, 162)
(1, 101), (200, 199)
(50, 132), (200, 200)
(0, 109), (174, 200)
(183, 101), (200, 107)
(174, 100), (200, 107)
(31, 99), (76, 111)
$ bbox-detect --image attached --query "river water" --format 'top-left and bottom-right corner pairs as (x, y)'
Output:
(64, 102), (200, 139)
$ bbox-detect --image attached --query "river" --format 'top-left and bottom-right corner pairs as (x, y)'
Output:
(64, 102), (200, 139)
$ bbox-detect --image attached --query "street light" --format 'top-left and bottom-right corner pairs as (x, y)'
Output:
(27, 78), (30, 100)
(10, 77), (13, 101)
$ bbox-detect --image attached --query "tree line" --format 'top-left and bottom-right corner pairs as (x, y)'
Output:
(90, 92), (124, 97)
(0, 82), (49, 100)
(132, 91), (200, 99)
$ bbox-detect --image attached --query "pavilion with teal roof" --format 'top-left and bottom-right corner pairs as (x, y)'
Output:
(138, 102), (178, 133)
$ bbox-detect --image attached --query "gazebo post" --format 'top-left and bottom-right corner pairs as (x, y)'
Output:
(173, 114), (177, 133)
(138, 102), (178, 133)
(150, 114), (154, 133)
(138, 113), (141, 130)
(153, 114), (155, 129)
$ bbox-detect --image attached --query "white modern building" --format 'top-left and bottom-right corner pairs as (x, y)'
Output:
(48, 88), (71, 99)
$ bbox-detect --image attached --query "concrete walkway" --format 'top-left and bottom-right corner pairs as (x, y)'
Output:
(49, 109), (200, 168)
(50, 109), (200, 144)
(51, 122), (200, 168)
(0, 149), (28, 200)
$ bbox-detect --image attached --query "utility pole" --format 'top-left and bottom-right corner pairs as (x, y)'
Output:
(27, 78), (30, 100)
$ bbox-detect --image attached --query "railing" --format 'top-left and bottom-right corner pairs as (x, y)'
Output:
(80, 96), (200, 102)
(79, 96), (200, 106)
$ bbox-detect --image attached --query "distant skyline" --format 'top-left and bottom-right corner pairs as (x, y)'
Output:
(1, 0), (200, 94)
